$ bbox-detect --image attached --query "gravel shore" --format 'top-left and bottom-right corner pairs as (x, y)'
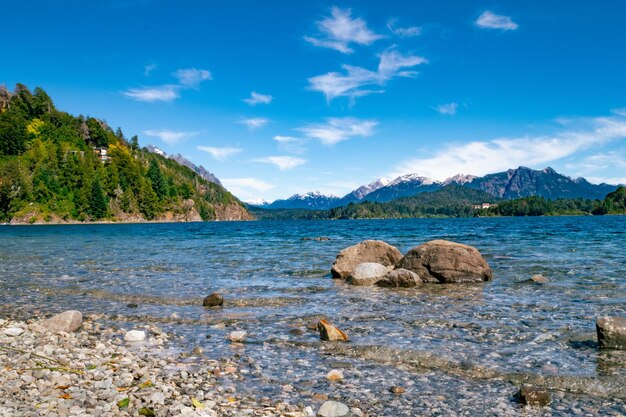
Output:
(0, 315), (324, 417)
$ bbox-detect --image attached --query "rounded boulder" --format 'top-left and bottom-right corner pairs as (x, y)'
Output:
(348, 262), (388, 286)
(397, 240), (492, 283)
(376, 268), (421, 287)
(331, 240), (402, 279)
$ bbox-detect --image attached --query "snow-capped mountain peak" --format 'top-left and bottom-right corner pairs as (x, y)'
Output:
(389, 173), (439, 186)
(443, 174), (477, 186)
(245, 198), (270, 206)
(349, 178), (390, 200)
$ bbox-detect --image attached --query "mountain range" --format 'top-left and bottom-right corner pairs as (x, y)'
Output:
(254, 166), (620, 210)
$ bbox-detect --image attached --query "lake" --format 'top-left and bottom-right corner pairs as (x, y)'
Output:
(1, 216), (625, 415)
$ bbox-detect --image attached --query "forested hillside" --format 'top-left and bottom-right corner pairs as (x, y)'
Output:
(0, 84), (251, 223)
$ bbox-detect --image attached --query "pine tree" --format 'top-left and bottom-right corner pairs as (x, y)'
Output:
(88, 176), (108, 219)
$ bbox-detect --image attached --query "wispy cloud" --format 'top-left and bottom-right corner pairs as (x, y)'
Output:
(124, 67), (212, 102)
(197, 146), (242, 160)
(308, 48), (427, 102)
(304, 6), (383, 54)
(123, 85), (180, 102)
(244, 92), (273, 105)
(298, 117), (378, 145)
(172, 68), (212, 87)
(239, 117), (269, 130)
(435, 102), (458, 116)
(392, 112), (626, 180)
(387, 19), (421, 37)
(144, 63), (157, 76)
(254, 156), (307, 170)
(475, 10), (518, 31)
(143, 129), (196, 145)
(273, 135), (307, 154)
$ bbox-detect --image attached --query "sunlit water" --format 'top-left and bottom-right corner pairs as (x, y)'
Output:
(1, 217), (625, 415)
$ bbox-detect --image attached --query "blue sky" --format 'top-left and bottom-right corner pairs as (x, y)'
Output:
(3, 1), (626, 201)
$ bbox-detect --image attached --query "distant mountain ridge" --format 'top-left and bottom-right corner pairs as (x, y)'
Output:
(146, 145), (222, 186)
(252, 166), (620, 210)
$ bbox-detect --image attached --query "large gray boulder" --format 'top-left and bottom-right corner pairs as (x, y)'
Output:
(42, 310), (83, 333)
(376, 268), (421, 287)
(596, 316), (626, 349)
(348, 262), (388, 286)
(397, 240), (492, 283)
(331, 240), (402, 279)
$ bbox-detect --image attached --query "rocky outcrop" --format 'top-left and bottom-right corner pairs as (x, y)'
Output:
(331, 240), (402, 279)
(156, 199), (203, 222)
(348, 262), (388, 286)
(397, 240), (492, 283)
(376, 268), (421, 287)
(215, 202), (254, 221)
(596, 316), (626, 349)
(41, 310), (83, 333)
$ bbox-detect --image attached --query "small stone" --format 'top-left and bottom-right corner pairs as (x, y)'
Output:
(42, 310), (83, 333)
(192, 346), (204, 355)
(127, 303), (139, 308)
(326, 369), (343, 381)
(377, 269), (421, 287)
(529, 274), (549, 284)
(203, 292), (224, 307)
(312, 393), (329, 401)
(516, 386), (551, 406)
(227, 331), (247, 343)
(124, 330), (146, 342)
(317, 401), (350, 417)
(389, 386), (405, 395)
(318, 319), (349, 342)
(3, 327), (24, 337)
(596, 316), (626, 349)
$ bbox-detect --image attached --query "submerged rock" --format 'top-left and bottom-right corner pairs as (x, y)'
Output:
(528, 274), (549, 284)
(348, 262), (388, 286)
(326, 369), (344, 381)
(389, 386), (405, 395)
(203, 292), (224, 307)
(596, 316), (626, 349)
(42, 310), (83, 333)
(318, 319), (349, 342)
(331, 240), (402, 279)
(377, 268), (421, 287)
(397, 240), (492, 283)
(516, 386), (551, 406)
(124, 330), (146, 342)
(317, 401), (350, 417)
(228, 330), (247, 343)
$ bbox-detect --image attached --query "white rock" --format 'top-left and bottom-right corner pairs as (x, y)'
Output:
(317, 401), (350, 417)
(150, 391), (165, 405)
(227, 331), (247, 343)
(3, 327), (24, 337)
(124, 330), (146, 342)
(348, 262), (388, 286)
(326, 369), (344, 381)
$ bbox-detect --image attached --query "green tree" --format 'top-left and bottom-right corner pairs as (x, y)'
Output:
(147, 159), (167, 199)
(88, 176), (108, 219)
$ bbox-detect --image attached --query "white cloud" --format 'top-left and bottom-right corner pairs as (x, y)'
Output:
(387, 19), (421, 37)
(143, 129), (196, 145)
(273, 135), (298, 143)
(392, 112), (626, 180)
(435, 102), (458, 116)
(475, 10), (518, 31)
(172, 68), (212, 87)
(239, 117), (269, 129)
(197, 146), (242, 160)
(123, 85), (180, 102)
(254, 156), (307, 170)
(304, 6), (383, 53)
(222, 178), (276, 201)
(298, 117), (378, 145)
(308, 48), (427, 102)
(244, 92), (273, 105)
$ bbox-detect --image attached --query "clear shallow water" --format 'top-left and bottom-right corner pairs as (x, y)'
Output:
(1, 217), (625, 415)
